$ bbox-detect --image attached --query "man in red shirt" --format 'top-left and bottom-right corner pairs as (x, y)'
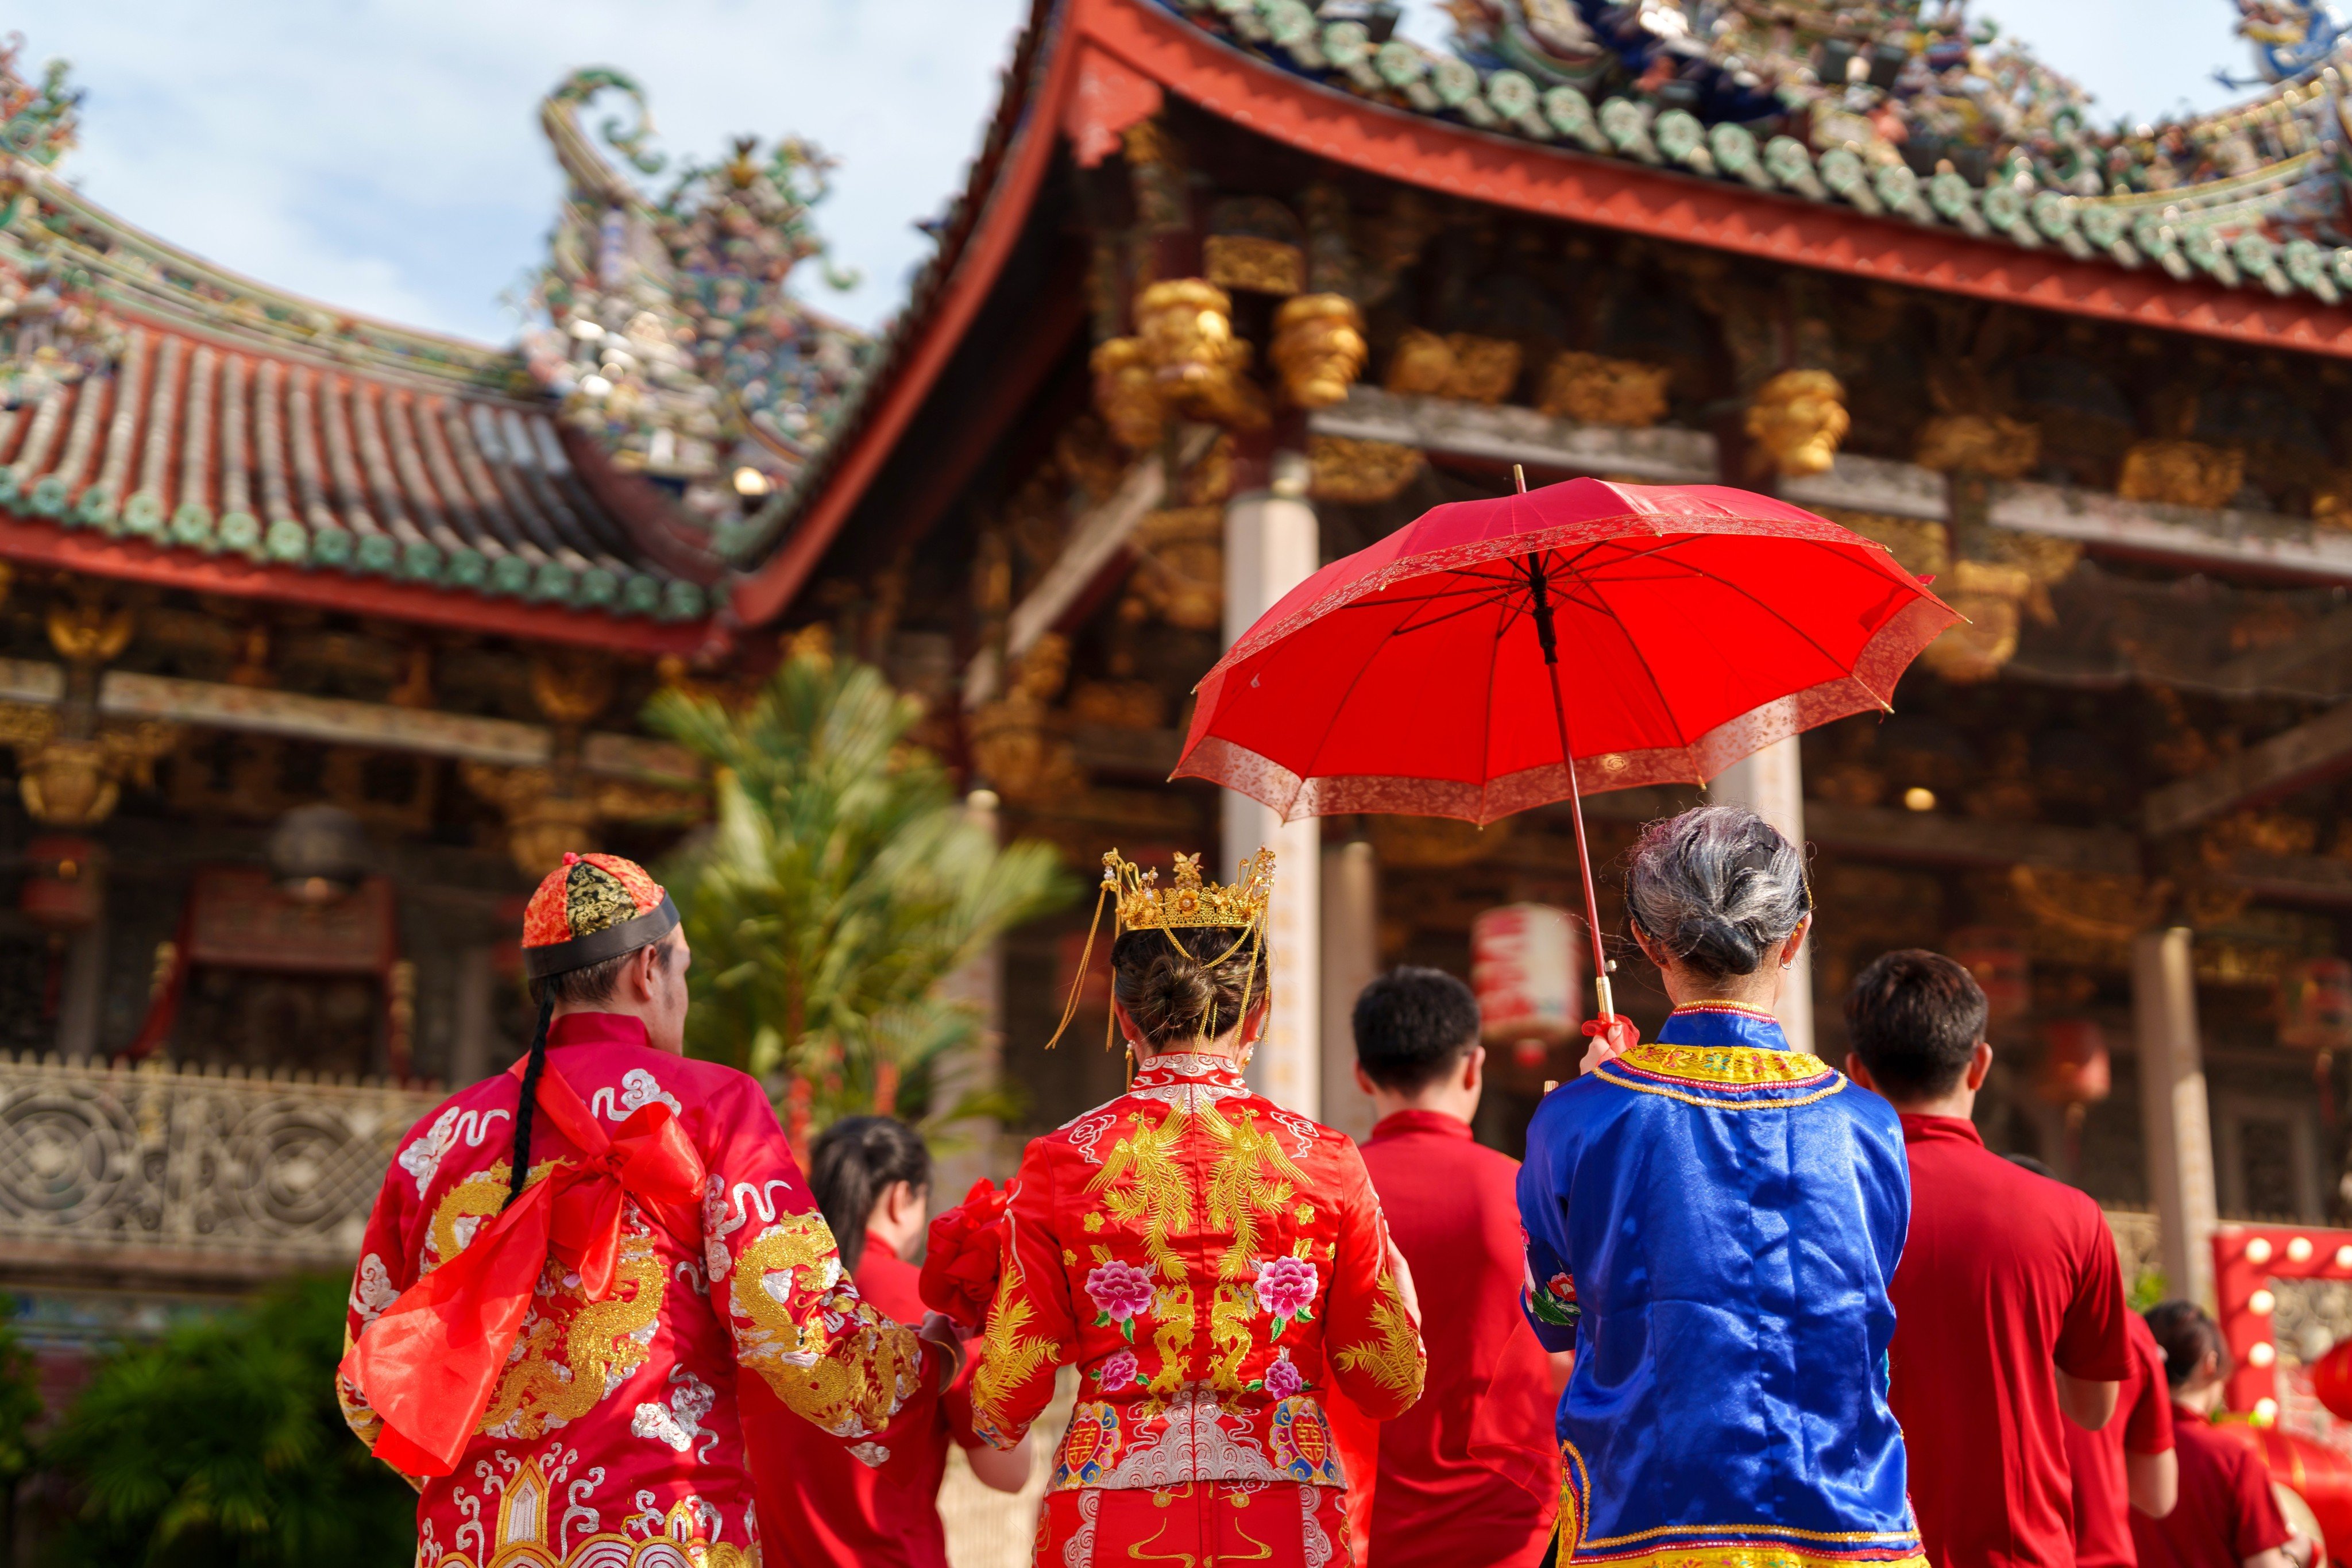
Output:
(1844, 950), (2132, 1568)
(2064, 1260), (2179, 1565)
(1353, 967), (1558, 1568)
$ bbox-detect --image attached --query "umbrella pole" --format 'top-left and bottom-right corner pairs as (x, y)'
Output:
(1524, 550), (1615, 1024)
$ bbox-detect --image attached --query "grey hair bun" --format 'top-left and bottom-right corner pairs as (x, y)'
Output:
(1625, 805), (1811, 980)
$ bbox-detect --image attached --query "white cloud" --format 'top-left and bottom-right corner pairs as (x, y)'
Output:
(32, 0), (1030, 342)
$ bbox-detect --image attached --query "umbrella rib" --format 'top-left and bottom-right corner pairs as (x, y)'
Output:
(1384, 587), (1527, 639)
(1559, 538), (1861, 679)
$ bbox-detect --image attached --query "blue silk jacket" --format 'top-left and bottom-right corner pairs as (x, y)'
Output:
(1517, 1002), (1922, 1568)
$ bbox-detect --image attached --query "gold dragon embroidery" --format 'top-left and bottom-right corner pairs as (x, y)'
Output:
(1208, 1281), (1258, 1395)
(732, 1211), (924, 1435)
(479, 1230), (666, 1439)
(1334, 1273), (1426, 1404)
(1087, 1110), (1196, 1283)
(1200, 1104), (1306, 1280)
(425, 1159), (558, 1272)
(1145, 1280), (1198, 1400)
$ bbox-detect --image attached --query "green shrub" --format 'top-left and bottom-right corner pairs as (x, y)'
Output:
(42, 1276), (412, 1567)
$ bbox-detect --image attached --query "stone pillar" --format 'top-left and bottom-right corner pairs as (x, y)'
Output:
(1706, 735), (1814, 1052)
(449, 945), (497, 1086)
(934, 789), (1009, 1189)
(1225, 450), (1320, 1117)
(56, 912), (107, 1060)
(2135, 926), (2218, 1307)
(1320, 840), (1379, 1142)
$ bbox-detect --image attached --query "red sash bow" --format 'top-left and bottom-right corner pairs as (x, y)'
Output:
(339, 1056), (705, 1477)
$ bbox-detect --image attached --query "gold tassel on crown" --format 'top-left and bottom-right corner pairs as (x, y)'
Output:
(1044, 846), (1276, 1055)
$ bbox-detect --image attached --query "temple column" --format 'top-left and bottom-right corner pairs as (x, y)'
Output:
(1319, 839), (1378, 1142)
(2135, 926), (2218, 1306)
(934, 789), (1007, 1189)
(1706, 736), (1814, 1052)
(1224, 449), (1320, 1117)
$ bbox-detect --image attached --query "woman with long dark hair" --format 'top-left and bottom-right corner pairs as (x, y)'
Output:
(747, 1115), (1030, 1567)
(963, 847), (1426, 1568)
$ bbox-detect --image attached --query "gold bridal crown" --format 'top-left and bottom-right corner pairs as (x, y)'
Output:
(1103, 847), (1276, 935)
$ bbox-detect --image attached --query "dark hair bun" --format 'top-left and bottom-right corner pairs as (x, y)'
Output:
(1110, 927), (1272, 1048)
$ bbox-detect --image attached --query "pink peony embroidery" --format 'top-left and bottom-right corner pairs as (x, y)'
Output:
(1253, 1256), (1320, 1338)
(1096, 1348), (1140, 1392)
(1261, 1352), (1304, 1400)
(1086, 1259), (1156, 1341)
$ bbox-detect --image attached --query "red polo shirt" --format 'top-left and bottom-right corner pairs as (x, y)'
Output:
(1360, 1109), (1558, 1568)
(2127, 1407), (2291, 1568)
(2069, 1310), (2176, 1568)
(746, 1234), (979, 1568)
(1890, 1114), (2131, 1568)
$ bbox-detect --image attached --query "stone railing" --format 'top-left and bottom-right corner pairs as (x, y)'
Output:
(0, 1052), (440, 1284)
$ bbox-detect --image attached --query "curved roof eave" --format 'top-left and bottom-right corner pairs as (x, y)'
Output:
(727, 0), (2352, 629)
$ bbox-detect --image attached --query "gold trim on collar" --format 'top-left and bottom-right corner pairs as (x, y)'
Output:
(1617, 1044), (1833, 1086)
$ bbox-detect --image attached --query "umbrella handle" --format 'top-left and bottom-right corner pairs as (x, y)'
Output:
(1526, 554), (1616, 1024)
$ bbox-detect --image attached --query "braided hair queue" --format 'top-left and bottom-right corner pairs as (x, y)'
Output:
(503, 947), (644, 1211)
(808, 1117), (932, 1273)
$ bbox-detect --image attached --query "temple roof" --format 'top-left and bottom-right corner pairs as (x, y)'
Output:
(1170, 0), (2352, 306)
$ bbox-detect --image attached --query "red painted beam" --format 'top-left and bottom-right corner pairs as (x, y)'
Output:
(0, 512), (709, 656)
(729, 0), (1086, 629)
(1086, 0), (2352, 358)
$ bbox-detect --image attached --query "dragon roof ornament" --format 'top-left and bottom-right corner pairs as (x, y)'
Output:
(517, 68), (872, 535)
(1178, 0), (2352, 300)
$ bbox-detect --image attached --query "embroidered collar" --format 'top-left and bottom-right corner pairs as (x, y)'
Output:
(1596, 1002), (1841, 1106)
(1132, 1051), (1248, 1090)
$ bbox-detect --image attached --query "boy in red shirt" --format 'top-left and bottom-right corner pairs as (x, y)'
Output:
(2067, 1284), (2180, 1564)
(1353, 967), (1559, 1568)
(1844, 950), (2132, 1568)
(2134, 1302), (2311, 1568)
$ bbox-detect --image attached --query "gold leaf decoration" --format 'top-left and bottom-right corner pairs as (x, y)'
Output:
(1308, 436), (1423, 505)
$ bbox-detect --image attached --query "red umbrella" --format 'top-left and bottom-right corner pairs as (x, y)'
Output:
(1174, 474), (1957, 1020)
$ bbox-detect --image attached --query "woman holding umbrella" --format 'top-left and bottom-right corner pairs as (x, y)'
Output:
(1516, 802), (1920, 1568)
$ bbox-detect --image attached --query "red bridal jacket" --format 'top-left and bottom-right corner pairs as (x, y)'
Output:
(338, 1013), (935, 1568)
(967, 1050), (1426, 1546)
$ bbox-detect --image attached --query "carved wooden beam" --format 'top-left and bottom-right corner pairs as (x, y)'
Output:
(1308, 387), (1716, 484)
(0, 658), (698, 785)
(2145, 701), (2352, 836)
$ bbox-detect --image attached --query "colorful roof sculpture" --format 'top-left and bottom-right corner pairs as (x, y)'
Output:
(0, 44), (900, 651)
(1177, 0), (2352, 300)
(516, 71), (873, 533)
(725, 0), (2352, 625)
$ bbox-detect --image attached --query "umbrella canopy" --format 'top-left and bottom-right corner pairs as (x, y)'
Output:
(1176, 478), (1959, 827)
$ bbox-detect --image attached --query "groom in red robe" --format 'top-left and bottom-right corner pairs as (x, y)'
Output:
(338, 851), (957, 1567)
(1353, 967), (1561, 1568)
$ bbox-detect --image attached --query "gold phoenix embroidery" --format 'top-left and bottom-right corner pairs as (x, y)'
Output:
(1200, 1104), (1306, 1280)
(481, 1230), (665, 1438)
(1334, 1273), (1426, 1404)
(974, 1285), (1060, 1432)
(1088, 1110), (1195, 1282)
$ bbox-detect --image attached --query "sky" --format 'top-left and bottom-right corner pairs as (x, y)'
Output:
(25, 1), (2288, 347)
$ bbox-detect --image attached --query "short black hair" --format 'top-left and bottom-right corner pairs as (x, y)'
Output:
(1353, 967), (1480, 1093)
(1844, 949), (1988, 1101)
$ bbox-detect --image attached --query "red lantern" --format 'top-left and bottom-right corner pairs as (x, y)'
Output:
(21, 835), (101, 930)
(1472, 904), (1582, 1068)
(2035, 1019), (2111, 1109)
(2282, 960), (2352, 1053)
(1949, 927), (2030, 1028)
(2312, 1336), (2352, 1422)
(2279, 957), (2352, 1124)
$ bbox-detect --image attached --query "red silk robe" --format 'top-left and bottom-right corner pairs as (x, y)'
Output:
(969, 1051), (1426, 1568)
(338, 1012), (936, 1568)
